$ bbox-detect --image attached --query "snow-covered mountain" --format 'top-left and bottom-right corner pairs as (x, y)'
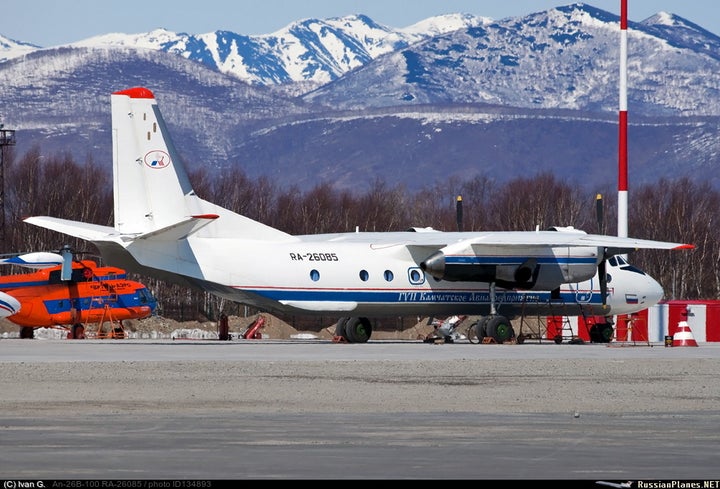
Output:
(0, 13), (486, 90)
(0, 3), (719, 194)
(0, 34), (40, 62)
(303, 4), (720, 116)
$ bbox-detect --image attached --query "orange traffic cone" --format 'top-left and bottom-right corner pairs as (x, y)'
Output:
(672, 320), (698, 347)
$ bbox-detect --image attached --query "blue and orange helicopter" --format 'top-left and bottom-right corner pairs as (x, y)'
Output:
(0, 247), (157, 339)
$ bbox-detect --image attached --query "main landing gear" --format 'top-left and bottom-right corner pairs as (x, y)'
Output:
(467, 281), (516, 344)
(334, 317), (373, 343)
(67, 324), (86, 339)
(467, 314), (516, 344)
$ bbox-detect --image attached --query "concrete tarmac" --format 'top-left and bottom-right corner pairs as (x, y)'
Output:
(1, 338), (719, 481)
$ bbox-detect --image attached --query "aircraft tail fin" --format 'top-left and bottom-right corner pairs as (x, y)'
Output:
(111, 87), (289, 241)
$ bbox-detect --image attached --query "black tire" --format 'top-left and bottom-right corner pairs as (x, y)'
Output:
(469, 317), (490, 344)
(72, 324), (85, 339)
(467, 323), (479, 344)
(484, 315), (515, 344)
(344, 317), (372, 343)
(19, 327), (34, 339)
(590, 323), (614, 343)
(334, 317), (349, 340)
(600, 323), (614, 342)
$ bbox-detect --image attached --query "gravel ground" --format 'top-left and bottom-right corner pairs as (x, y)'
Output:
(2, 357), (718, 417)
(2, 340), (719, 480)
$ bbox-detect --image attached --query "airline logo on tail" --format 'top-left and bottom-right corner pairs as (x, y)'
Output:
(144, 150), (171, 168)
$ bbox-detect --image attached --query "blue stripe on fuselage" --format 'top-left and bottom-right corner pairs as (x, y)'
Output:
(41, 292), (152, 314)
(241, 288), (602, 306)
(445, 256), (596, 265)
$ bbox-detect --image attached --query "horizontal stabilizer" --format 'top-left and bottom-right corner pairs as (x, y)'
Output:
(23, 216), (117, 241)
(137, 214), (219, 241)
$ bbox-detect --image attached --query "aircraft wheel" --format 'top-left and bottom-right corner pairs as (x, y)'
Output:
(71, 324), (86, 339)
(600, 323), (614, 342)
(589, 323), (614, 343)
(469, 317), (488, 344)
(113, 326), (125, 339)
(334, 317), (349, 340)
(19, 327), (34, 339)
(484, 315), (515, 344)
(466, 324), (478, 344)
(344, 317), (372, 343)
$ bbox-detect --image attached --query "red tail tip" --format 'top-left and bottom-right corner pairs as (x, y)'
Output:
(112, 87), (155, 99)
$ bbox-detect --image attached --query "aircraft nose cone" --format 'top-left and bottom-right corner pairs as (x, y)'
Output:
(645, 274), (665, 307)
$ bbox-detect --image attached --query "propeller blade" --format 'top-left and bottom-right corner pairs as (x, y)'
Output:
(456, 195), (463, 232)
(598, 257), (607, 305)
(595, 194), (609, 307)
(596, 193), (604, 235)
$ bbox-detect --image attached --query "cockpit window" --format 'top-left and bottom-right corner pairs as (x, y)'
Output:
(607, 255), (645, 275)
(620, 264), (646, 275)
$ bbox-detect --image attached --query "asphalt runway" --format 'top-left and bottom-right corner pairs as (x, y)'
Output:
(1, 338), (719, 481)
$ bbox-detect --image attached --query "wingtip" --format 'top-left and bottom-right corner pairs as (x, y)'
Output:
(675, 244), (695, 250)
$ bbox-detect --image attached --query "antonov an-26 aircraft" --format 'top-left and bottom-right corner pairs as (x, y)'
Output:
(25, 87), (694, 343)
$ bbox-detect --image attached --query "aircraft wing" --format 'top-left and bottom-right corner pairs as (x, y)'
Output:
(566, 233), (694, 254)
(370, 229), (694, 253)
(25, 216), (694, 254)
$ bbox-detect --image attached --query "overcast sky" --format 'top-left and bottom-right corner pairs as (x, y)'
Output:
(3, 1), (719, 47)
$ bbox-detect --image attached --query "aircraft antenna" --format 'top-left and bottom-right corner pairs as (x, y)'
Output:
(617, 0), (628, 240)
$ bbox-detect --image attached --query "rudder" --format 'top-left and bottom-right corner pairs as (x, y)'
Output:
(111, 87), (199, 235)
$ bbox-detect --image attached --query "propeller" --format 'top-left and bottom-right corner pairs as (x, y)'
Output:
(596, 193), (609, 307)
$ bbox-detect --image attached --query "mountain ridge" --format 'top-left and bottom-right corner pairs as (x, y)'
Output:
(1, 3), (718, 194)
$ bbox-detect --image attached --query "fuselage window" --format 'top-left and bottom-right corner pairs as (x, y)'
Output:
(310, 269), (320, 281)
(384, 270), (394, 282)
(359, 270), (369, 281)
(408, 268), (424, 285)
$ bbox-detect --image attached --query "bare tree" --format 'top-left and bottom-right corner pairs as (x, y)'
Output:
(6, 146), (718, 324)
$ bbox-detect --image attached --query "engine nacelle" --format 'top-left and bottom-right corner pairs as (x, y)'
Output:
(420, 244), (599, 290)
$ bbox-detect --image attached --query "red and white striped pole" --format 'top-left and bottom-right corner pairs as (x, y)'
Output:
(618, 0), (628, 239)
